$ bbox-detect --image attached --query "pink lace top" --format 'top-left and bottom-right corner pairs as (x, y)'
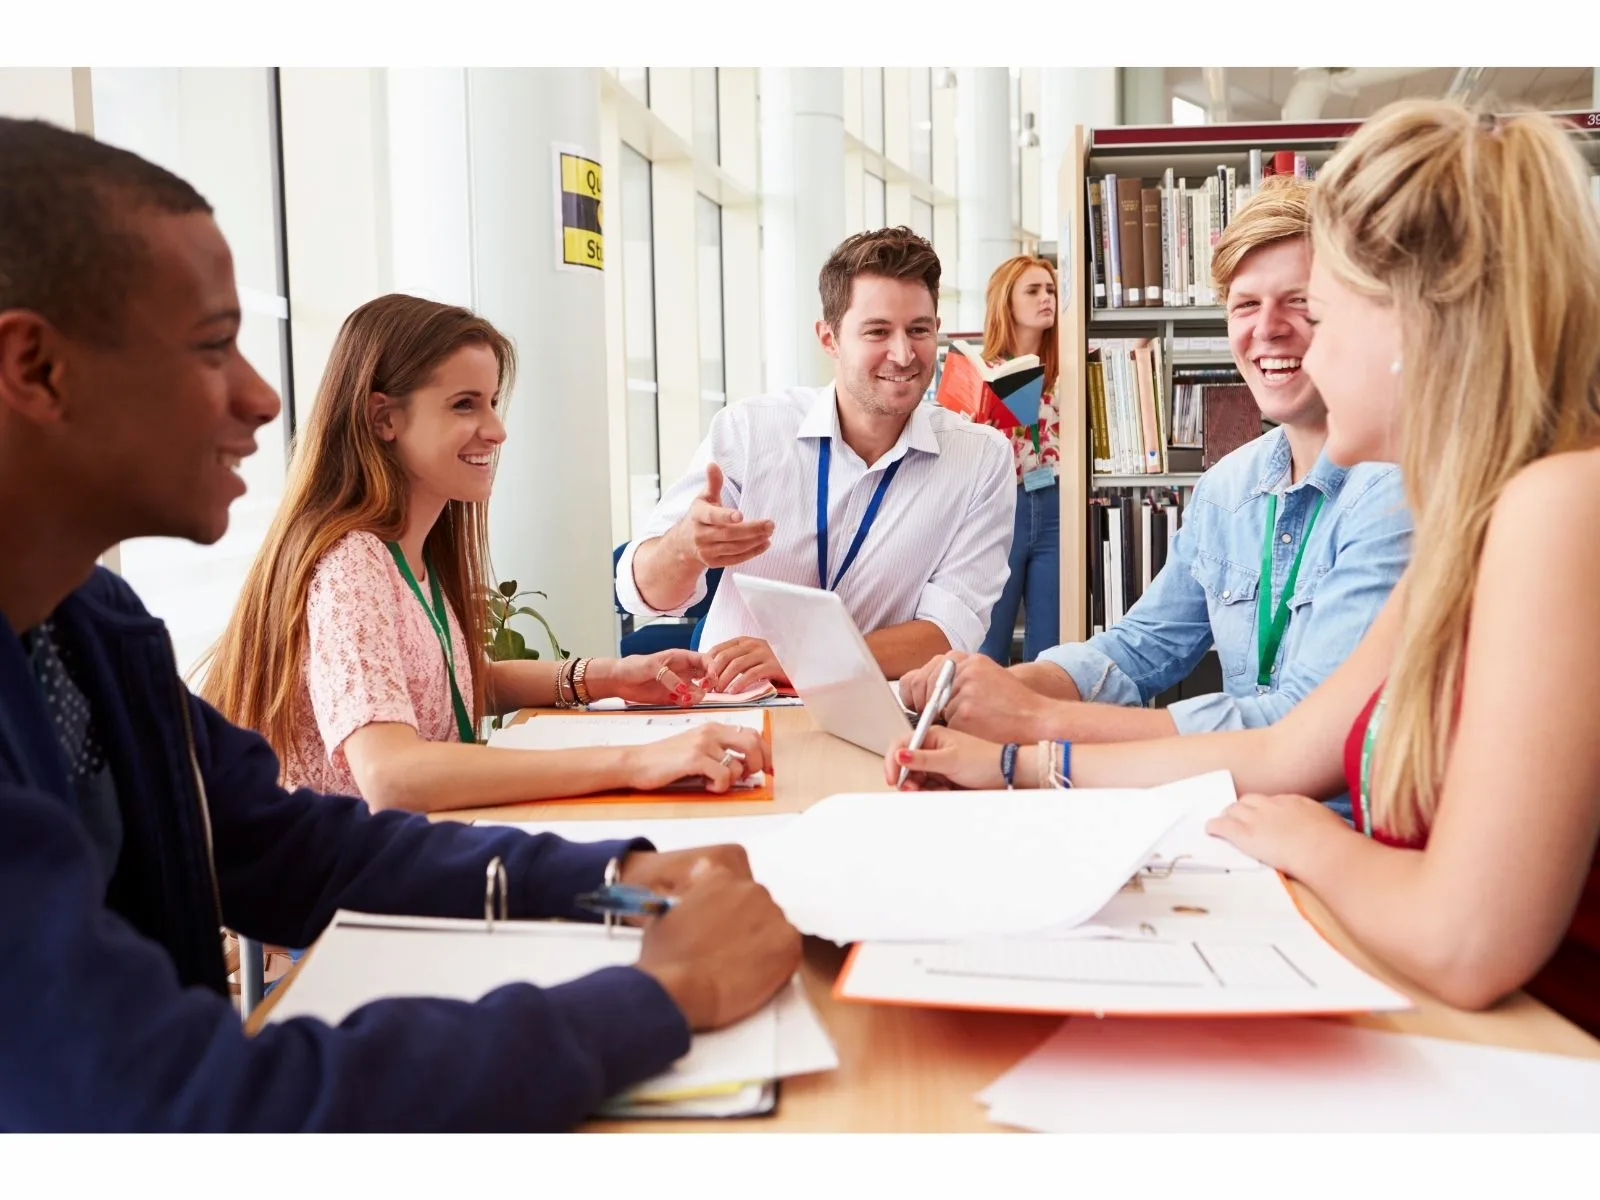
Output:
(283, 531), (474, 798)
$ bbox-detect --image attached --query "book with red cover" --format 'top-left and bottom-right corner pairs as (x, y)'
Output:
(934, 341), (1047, 429)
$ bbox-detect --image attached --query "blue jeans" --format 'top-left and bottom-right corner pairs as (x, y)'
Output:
(981, 481), (1061, 666)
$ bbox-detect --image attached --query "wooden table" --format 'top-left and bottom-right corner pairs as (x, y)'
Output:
(255, 706), (1600, 1132)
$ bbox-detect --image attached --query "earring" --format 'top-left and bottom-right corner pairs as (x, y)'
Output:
(1390, 360), (1402, 375)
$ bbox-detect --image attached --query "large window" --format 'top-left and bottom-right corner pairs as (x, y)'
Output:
(90, 68), (292, 679)
(862, 67), (885, 154)
(910, 197), (934, 242)
(618, 68), (649, 105)
(696, 194), (727, 436)
(910, 67), (933, 182)
(692, 68), (720, 165)
(620, 144), (662, 536)
(864, 171), (886, 231)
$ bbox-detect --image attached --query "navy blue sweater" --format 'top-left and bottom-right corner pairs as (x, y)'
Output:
(0, 568), (691, 1131)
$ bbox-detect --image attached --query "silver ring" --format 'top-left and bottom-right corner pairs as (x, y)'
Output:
(718, 749), (738, 768)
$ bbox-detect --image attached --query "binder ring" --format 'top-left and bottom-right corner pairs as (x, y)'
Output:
(484, 856), (508, 932)
(1140, 854), (1192, 880)
(602, 855), (622, 937)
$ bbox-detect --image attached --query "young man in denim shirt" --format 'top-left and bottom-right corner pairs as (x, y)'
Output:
(899, 178), (1412, 818)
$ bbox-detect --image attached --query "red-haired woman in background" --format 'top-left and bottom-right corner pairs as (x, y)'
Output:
(976, 255), (1063, 665)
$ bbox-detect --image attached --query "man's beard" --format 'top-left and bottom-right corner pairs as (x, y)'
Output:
(844, 368), (926, 418)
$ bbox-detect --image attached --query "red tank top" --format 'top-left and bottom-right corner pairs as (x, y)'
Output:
(1345, 687), (1600, 1037)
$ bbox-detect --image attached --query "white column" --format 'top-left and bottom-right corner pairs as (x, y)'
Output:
(1038, 68), (1118, 253)
(384, 69), (474, 306)
(759, 68), (846, 391)
(955, 67), (1013, 332)
(463, 68), (617, 658)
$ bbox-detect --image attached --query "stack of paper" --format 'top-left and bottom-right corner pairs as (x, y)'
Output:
(487, 711), (768, 790)
(978, 1018), (1600, 1132)
(587, 681), (781, 711)
(742, 777), (1204, 943)
(831, 772), (1412, 1017)
(265, 910), (837, 1117)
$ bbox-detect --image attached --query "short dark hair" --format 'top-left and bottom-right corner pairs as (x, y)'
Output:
(818, 226), (941, 330)
(0, 117), (212, 344)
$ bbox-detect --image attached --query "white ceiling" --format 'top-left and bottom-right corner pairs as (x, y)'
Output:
(1167, 67), (1595, 121)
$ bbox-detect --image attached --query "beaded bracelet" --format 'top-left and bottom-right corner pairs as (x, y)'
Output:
(1000, 742), (1019, 789)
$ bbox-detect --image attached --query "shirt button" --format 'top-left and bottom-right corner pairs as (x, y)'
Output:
(1221, 589), (1231, 599)
(1281, 533), (1292, 544)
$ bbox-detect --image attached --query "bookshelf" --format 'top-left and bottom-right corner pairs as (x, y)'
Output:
(1053, 110), (1600, 644)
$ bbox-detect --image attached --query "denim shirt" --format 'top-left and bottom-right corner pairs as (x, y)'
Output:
(1040, 426), (1411, 752)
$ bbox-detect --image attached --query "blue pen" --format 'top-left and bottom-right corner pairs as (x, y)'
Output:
(574, 882), (680, 919)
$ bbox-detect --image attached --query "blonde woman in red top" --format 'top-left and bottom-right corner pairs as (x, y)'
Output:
(887, 100), (1600, 1036)
(975, 255), (1063, 665)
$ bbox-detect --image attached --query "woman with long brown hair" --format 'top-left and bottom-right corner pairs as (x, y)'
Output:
(888, 100), (1600, 1035)
(975, 254), (1063, 665)
(203, 294), (767, 813)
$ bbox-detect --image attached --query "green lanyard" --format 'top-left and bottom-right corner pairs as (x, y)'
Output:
(1357, 689), (1387, 839)
(1255, 490), (1324, 688)
(385, 542), (476, 745)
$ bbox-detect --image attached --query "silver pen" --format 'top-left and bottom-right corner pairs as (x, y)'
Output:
(896, 657), (958, 788)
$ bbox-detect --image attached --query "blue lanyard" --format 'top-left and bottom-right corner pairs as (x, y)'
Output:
(816, 439), (903, 592)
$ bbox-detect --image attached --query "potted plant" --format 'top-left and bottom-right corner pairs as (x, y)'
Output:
(484, 580), (567, 730)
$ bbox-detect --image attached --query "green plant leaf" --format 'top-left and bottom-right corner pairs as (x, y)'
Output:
(515, 605), (564, 659)
(491, 626), (530, 662)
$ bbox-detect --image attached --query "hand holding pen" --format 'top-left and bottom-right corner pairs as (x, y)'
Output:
(614, 856), (802, 1032)
(896, 656), (957, 788)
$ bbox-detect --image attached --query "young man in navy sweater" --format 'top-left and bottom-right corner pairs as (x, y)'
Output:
(0, 116), (801, 1132)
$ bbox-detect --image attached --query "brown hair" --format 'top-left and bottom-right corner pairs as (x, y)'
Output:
(981, 255), (1060, 394)
(199, 294), (516, 780)
(1312, 101), (1600, 841)
(1211, 174), (1314, 304)
(818, 226), (941, 329)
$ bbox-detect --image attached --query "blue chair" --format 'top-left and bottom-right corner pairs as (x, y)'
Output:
(612, 544), (723, 657)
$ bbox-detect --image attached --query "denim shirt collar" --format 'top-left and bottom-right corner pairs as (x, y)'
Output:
(1248, 426), (1348, 502)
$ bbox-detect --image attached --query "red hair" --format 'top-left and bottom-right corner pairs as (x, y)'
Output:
(981, 255), (1059, 394)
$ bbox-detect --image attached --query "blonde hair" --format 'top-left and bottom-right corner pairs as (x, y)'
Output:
(1311, 101), (1600, 841)
(1211, 174), (1314, 303)
(981, 255), (1060, 393)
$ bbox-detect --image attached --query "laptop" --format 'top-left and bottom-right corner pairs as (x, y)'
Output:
(732, 575), (916, 755)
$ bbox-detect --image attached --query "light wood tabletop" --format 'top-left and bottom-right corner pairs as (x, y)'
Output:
(252, 705), (1600, 1132)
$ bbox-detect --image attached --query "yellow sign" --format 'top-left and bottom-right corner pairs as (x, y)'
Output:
(555, 147), (603, 271)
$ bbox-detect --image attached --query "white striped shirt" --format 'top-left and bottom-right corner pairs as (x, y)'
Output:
(616, 385), (1017, 653)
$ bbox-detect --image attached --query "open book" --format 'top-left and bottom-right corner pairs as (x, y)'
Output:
(935, 340), (1047, 429)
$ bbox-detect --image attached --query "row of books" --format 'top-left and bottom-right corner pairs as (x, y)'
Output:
(1087, 149), (1314, 311)
(1090, 337), (1267, 477)
(1088, 491), (1185, 635)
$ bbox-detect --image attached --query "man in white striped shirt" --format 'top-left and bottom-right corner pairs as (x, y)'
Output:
(617, 227), (1017, 692)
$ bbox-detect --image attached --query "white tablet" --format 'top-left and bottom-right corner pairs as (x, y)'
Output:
(732, 575), (915, 756)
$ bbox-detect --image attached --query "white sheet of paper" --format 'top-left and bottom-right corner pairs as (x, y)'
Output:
(1139, 770), (1264, 872)
(979, 1018), (1600, 1132)
(486, 711), (767, 788)
(488, 711), (765, 748)
(472, 814), (800, 859)
(837, 868), (1412, 1016)
(742, 778), (1203, 944)
(587, 682), (778, 711)
(265, 911), (836, 1101)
